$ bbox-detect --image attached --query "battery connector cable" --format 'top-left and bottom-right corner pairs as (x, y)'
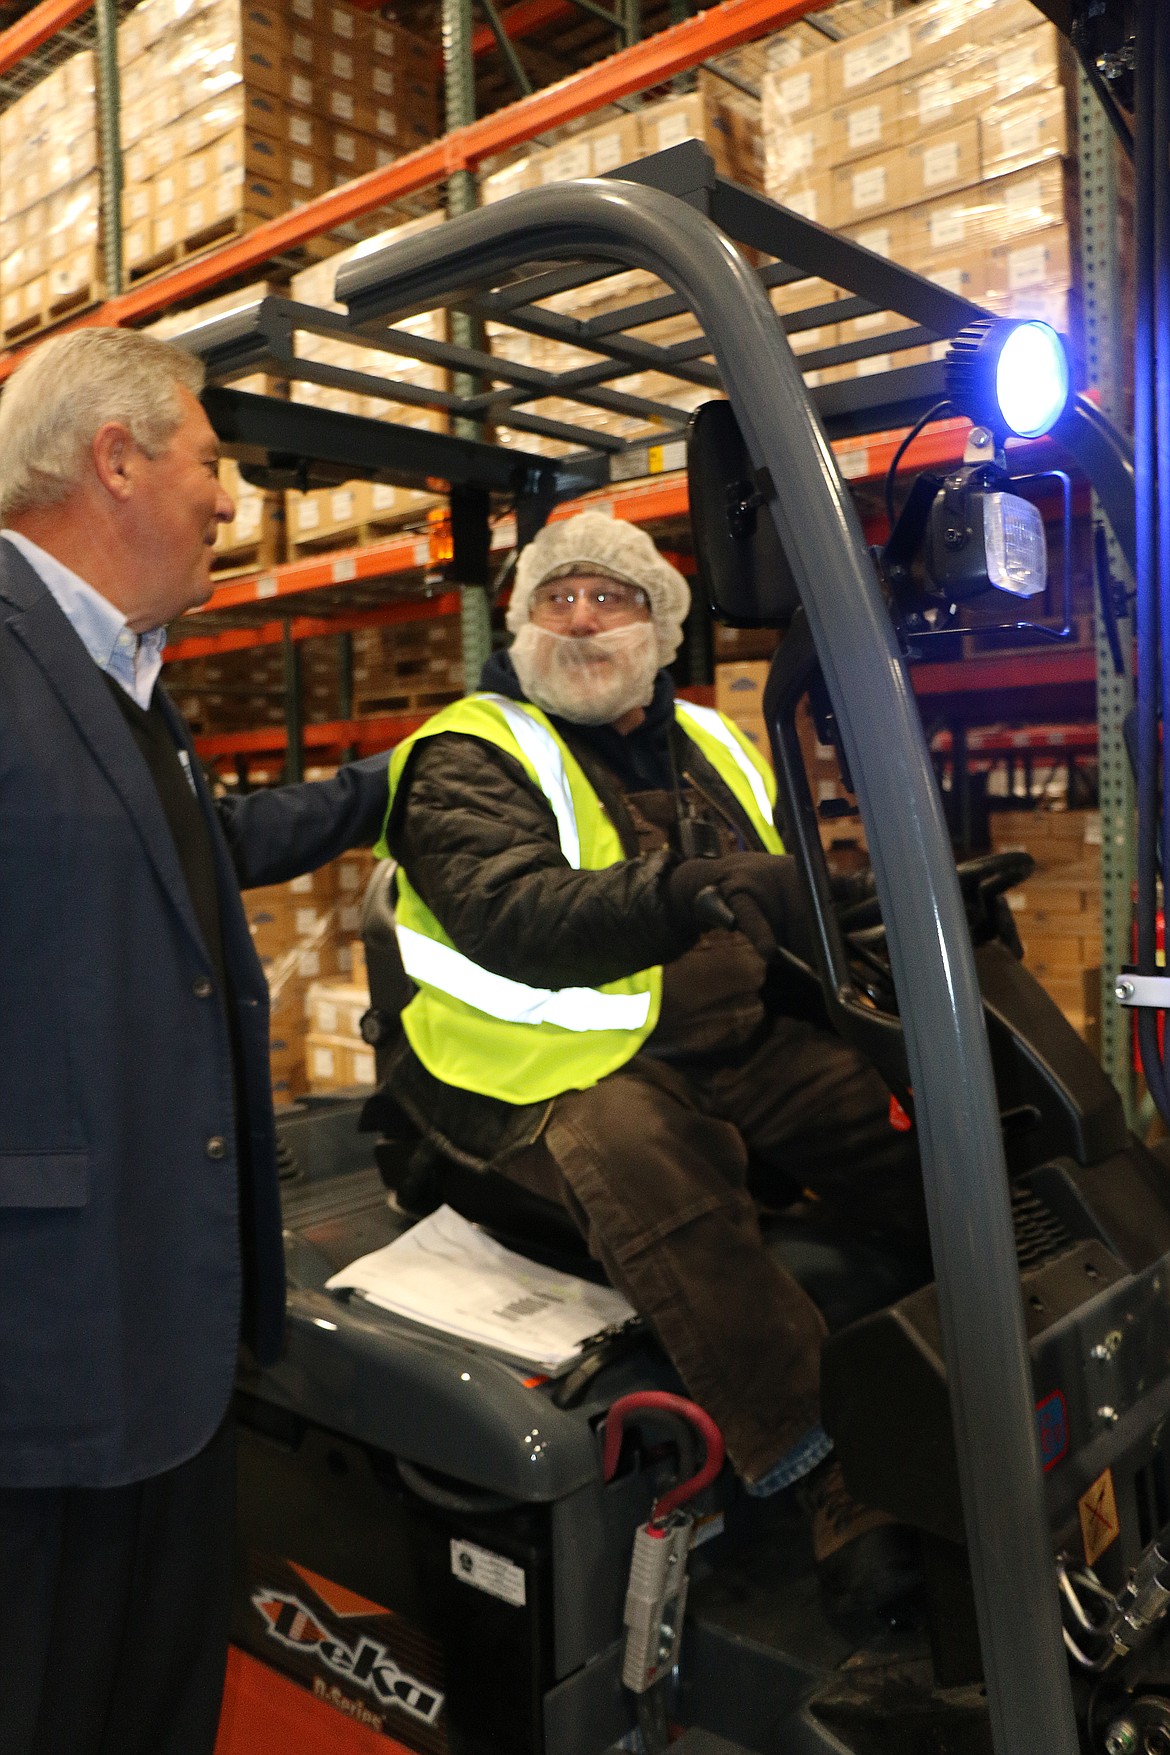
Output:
(601, 1391), (724, 1522)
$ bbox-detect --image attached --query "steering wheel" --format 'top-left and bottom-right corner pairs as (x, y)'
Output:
(836, 848), (1035, 945)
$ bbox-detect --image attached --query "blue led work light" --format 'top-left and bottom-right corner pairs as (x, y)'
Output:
(945, 317), (1071, 440)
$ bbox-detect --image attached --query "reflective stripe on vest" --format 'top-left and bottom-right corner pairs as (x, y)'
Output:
(396, 925), (652, 1032)
(674, 698), (774, 827)
(481, 693), (582, 868)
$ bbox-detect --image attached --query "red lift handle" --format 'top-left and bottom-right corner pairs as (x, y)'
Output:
(601, 1390), (725, 1522)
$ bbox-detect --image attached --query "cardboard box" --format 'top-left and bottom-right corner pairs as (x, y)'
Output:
(968, 0), (1057, 46)
(640, 89), (763, 190)
(480, 157), (538, 204)
(826, 87), (904, 167)
(901, 44), (994, 141)
(287, 481), (373, 548)
(842, 211), (911, 263)
(714, 661), (771, 761)
(825, 2), (994, 103)
(777, 172), (835, 228)
(764, 113), (833, 195)
(919, 251), (992, 305)
(579, 112), (643, 175)
(305, 980), (370, 1040)
(761, 56), (830, 128)
(830, 148), (907, 227)
(994, 159), (1070, 238)
(903, 119), (982, 206)
(305, 1033), (376, 1091)
(981, 86), (1070, 179)
(990, 22), (1067, 103)
(902, 182), (1005, 262)
(987, 223), (1072, 299)
(827, 17), (915, 103)
(286, 149), (334, 202)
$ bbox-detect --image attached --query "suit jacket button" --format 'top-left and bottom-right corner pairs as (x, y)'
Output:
(193, 976), (214, 999)
(206, 1135), (226, 1160)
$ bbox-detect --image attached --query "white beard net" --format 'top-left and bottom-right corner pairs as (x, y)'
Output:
(510, 621), (660, 726)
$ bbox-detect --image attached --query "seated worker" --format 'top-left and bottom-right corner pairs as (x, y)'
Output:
(377, 510), (929, 1596)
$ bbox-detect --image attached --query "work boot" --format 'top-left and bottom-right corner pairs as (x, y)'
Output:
(800, 1459), (920, 1617)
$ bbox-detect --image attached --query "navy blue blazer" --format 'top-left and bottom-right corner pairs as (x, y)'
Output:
(0, 544), (390, 1489)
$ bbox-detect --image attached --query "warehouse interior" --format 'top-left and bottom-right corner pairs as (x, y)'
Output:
(2, 0), (1168, 1750)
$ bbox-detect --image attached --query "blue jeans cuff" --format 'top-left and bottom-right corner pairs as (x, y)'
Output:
(743, 1425), (833, 1497)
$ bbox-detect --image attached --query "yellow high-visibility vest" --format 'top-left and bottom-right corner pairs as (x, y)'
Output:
(378, 692), (782, 1103)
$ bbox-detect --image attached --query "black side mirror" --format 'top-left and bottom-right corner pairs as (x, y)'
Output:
(686, 400), (800, 628)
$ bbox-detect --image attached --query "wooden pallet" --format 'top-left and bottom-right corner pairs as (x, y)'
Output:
(1, 280), (102, 347)
(126, 206), (359, 289)
(287, 505), (441, 558)
(354, 686), (463, 717)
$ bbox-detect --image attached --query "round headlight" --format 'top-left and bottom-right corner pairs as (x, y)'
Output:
(945, 317), (1071, 440)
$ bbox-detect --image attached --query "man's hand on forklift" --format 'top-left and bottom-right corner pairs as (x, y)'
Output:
(666, 852), (815, 964)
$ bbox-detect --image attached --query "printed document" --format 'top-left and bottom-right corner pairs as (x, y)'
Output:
(326, 1204), (636, 1373)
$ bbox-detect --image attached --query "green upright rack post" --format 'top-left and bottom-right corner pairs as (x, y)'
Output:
(1078, 66), (1137, 1121)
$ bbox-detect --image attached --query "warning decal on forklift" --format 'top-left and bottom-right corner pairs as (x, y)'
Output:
(450, 1539), (527, 1606)
(1078, 1468), (1121, 1566)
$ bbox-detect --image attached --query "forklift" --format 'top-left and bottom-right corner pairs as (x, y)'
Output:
(180, 1), (1170, 1749)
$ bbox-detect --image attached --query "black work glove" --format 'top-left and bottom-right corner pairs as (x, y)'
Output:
(665, 851), (816, 965)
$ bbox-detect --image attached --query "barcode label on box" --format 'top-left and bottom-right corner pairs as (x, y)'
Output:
(854, 224), (892, 257)
(918, 75), (955, 129)
(923, 139), (960, 188)
(1008, 242), (1049, 290)
(997, 44), (1040, 100)
(775, 69), (812, 115)
(847, 104), (882, 151)
(929, 205), (966, 250)
(843, 24), (910, 91)
(851, 164), (887, 212)
(999, 115), (1042, 160)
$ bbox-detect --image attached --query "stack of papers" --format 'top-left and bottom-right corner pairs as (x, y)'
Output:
(325, 1205), (637, 1375)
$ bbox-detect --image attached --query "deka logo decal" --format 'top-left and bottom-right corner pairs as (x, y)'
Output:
(252, 1589), (445, 1725)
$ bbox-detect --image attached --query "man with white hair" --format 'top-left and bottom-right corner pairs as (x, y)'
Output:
(0, 327), (390, 1754)
(377, 510), (928, 1602)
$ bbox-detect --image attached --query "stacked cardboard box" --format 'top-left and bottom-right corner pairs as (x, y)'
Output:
(351, 613), (465, 717)
(166, 631), (345, 731)
(285, 211), (449, 549)
(118, 0), (439, 278)
(212, 457), (286, 567)
(305, 975), (376, 1092)
(0, 52), (100, 341)
(992, 808), (1102, 1035)
(762, 0), (1076, 383)
(246, 848), (375, 1101)
(715, 660), (772, 761)
(167, 646), (289, 735)
(482, 82), (763, 207)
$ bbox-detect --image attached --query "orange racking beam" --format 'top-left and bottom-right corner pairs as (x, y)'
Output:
(0, 0), (833, 375)
(167, 592), (461, 661)
(0, 0), (92, 76)
(193, 713), (427, 761)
